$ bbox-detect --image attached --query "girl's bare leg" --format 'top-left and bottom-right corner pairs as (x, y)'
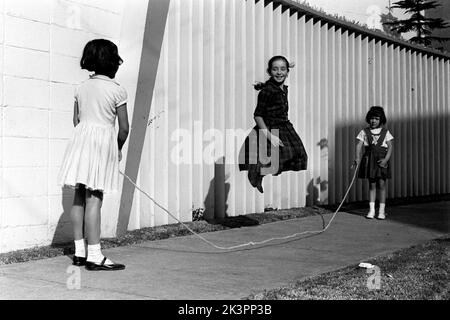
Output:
(84, 189), (103, 245)
(83, 189), (123, 268)
(367, 180), (377, 218)
(377, 179), (387, 219)
(369, 180), (377, 203)
(378, 179), (386, 204)
(71, 185), (86, 240)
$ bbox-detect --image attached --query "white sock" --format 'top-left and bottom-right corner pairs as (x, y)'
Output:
(379, 203), (386, 213)
(369, 202), (375, 212)
(87, 244), (103, 263)
(74, 239), (86, 258)
(87, 244), (113, 265)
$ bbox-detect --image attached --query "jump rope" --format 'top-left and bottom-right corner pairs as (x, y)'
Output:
(119, 159), (360, 251)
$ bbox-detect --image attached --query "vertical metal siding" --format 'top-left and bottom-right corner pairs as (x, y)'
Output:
(129, 0), (450, 229)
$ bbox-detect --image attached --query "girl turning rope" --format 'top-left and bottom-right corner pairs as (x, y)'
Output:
(353, 106), (394, 220)
(58, 39), (129, 271)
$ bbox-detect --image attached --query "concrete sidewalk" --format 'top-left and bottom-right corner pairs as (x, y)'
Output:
(0, 201), (448, 300)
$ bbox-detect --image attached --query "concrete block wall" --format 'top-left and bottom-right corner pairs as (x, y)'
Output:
(0, 0), (148, 253)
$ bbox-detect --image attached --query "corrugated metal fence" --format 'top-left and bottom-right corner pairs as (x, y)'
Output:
(128, 0), (450, 229)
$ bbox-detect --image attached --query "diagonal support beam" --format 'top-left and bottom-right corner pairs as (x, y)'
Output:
(117, 0), (171, 236)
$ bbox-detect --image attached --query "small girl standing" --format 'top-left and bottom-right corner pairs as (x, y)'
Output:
(239, 55), (308, 192)
(58, 39), (129, 271)
(354, 106), (394, 219)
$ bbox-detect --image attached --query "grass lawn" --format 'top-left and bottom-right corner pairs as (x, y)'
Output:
(247, 236), (450, 300)
(0, 206), (329, 265)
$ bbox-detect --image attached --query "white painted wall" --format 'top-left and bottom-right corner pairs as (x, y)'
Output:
(0, 0), (148, 253)
(130, 0), (449, 232)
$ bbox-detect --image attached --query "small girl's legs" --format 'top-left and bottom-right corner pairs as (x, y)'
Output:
(85, 189), (125, 271)
(377, 179), (386, 219)
(367, 179), (377, 219)
(85, 189), (102, 245)
(71, 185), (86, 261)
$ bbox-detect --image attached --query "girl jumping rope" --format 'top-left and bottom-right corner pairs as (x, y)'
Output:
(239, 55), (308, 192)
(58, 39), (129, 271)
(353, 106), (393, 220)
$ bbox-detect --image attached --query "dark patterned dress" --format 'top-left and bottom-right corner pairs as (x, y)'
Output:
(239, 78), (308, 184)
(358, 127), (392, 180)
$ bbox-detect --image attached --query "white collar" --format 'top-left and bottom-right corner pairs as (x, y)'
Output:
(90, 74), (118, 83)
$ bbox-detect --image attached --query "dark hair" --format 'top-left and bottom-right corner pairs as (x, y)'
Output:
(254, 55), (294, 90)
(266, 55), (292, 75)
(365, 106), (387, 125)
(80, 39), (123, 78)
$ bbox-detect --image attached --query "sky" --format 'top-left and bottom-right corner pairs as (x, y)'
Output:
(296, 0), (413, 38)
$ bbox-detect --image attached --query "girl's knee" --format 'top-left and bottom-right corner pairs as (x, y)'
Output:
(86, 189), (104, 202)
(73, 185), (86, 206)
(75, 184), (86, 194)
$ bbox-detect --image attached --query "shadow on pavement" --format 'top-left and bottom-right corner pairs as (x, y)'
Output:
(338, 196), (450, 233)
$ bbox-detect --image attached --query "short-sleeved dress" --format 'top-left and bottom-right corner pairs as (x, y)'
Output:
(58, 74), (127, 193)
(357, 127), (394, 180)
(238, 78), (308, 177)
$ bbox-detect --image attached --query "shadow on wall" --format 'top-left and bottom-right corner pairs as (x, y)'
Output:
(203, 157), (259, 228)
(306, 178), (328, 207)
(204, 157), (229, 222)
(333, 114), (450, 233)
(50, 187), (75, 253)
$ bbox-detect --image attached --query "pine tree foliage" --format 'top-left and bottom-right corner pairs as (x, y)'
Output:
(383, 0), (450, 45)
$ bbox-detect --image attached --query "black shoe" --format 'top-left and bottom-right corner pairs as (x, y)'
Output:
(248, 171), (258, 188)
(256, 184), (264, 193)
(85, 257), (126, 271)
(256, 175), (264, 193)
(72, 256), (87, 266)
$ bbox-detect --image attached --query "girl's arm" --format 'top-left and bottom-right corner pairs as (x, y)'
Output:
(353, 140), (364, 168)
(253, 90), (283, 147)
(254, 116), (284, 147)
(117, 104), (130, 161)
(254, 116), (269, 136)
(378, 140), (393, 167)
(385, 140), (394, 161)
(73, 101), (80, 127)
(385, 140), (393, 161)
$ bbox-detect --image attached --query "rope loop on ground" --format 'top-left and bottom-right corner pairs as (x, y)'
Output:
(119, 162), (359, 250)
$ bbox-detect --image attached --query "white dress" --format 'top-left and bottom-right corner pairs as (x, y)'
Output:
(58, 75), (127, 193)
